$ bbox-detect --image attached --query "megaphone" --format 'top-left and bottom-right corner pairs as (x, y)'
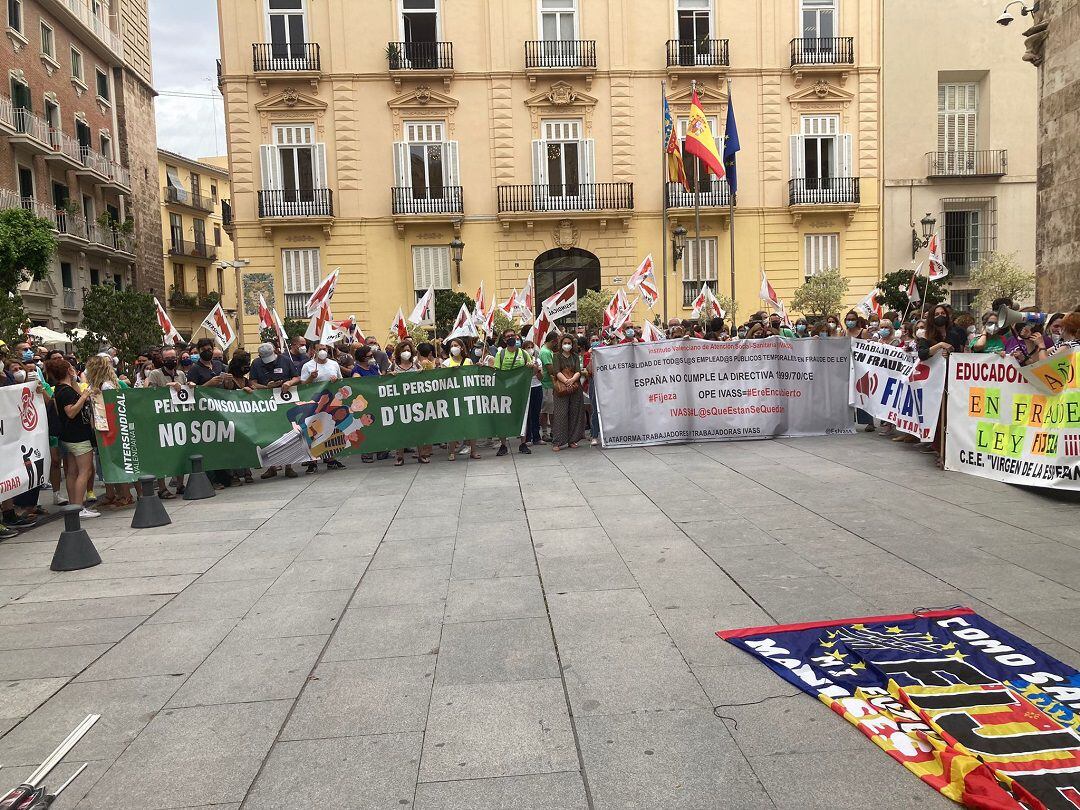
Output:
(997, 305), (1048, 330)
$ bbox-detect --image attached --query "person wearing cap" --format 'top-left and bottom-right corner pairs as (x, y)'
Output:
(251, 342), (300, 479)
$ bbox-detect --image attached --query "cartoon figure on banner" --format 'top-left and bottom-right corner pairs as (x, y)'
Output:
(286, 386), (376, 457)
(21, 444), (45, 491)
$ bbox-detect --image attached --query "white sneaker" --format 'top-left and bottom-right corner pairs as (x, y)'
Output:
(54, 492), (69, 505)
(78, 508), (100, 519)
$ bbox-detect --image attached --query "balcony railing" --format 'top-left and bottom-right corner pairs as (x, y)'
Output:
(387, 41), (454, 71)
(165, 185), (215, 212)
(0, 187), (131, 251)
(222, 199), (233, 228)
(497, 183), (634, 214)
(47, 129), (82, 163)
(284, 292), (309, 319)
(13, 108), (51, 145)
(790, 37), (855, 66)
(524, 40), (596, 69)
(79, 145), (111, 177)
(392, 186), (463, 215)
(63, 288), (77, 310)
(683, 281), (717, 308)
(788, 176), (860, 205)
(107, 160), (130, 189)
(0, 95), (14, 130)
(169, 240), (216, 261)
(49, 0), (124, 58)
(927, 150), (1008, 178)
(666, 179), (732, 208)
(53, 209), (88, 239)
(252, 42), (321, 72)
(665, 39), (730, 68)
(258, 188), (334, 218)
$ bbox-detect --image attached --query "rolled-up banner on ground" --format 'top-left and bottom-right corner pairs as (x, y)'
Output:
(848, 339), (946, 441)
(97, 366), (532, 480)
(945, 353), (1080, 490)
(721, 608), (1080, 809)
(592, 337), (853, 447)
(0, 385), (50, 499)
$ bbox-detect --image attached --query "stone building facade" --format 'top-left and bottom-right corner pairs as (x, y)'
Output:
(1025, 0), (1079, 311)
(2, 0), (161, 332)
(218, 0), (884, 342)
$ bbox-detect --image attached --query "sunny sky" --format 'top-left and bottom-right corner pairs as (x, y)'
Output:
(150, 0), (227, 160)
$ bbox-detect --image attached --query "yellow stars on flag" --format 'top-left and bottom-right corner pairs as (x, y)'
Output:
(949, 650), (969, 662)
(828, 650), (849, 663)
(885, 626), (904, 635)
(940, 642), (957, 651)
(851, 662), (867, 671)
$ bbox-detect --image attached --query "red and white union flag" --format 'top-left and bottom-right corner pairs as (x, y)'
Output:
(542, 279), (578, 321)
(201, 303), (236, 350)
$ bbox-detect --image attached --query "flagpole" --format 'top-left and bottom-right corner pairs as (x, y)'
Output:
(691, 79), (702, 328)
(661, 80), (669, 327)
(726, 77), (736, 318)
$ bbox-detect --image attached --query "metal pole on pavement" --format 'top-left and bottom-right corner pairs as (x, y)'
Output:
(660, 80), (669, 327)
(691, 79), (702, 326)
(727, 77), (736, 317)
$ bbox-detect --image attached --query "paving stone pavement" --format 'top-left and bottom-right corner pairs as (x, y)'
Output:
(0, 434), (1077, 808)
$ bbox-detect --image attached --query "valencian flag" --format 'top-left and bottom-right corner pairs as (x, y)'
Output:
(723, 87), (740, 195)
(684, 87), (725, 179)
(663, 96), (690, 192)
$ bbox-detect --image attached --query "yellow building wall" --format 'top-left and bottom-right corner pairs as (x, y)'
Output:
(219, 0), (884, 345)
(158, 153), (237, 341)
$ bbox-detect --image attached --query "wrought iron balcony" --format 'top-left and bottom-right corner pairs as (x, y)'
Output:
(665, 39), (730, 68)
(11, 109), (52, 152)
(63, 288), (78, 310)
(168, 239), (217, 262)
(666, 179), (732, 208)
(284, 292), (309, 319)
(258, 188), (334, 218)
(222, 199), (233, 228)
(497, 183), (633, 214)
(165, 185), (215, 212)
(926, 150), (1008, 178)
(45, 0), (125, 58)
(252, 42), (321, 72)
(386, 41), (454, 71)
(392, 186), (463, 215)
(788, 177), (860, 206)
(524, 40), (596, 69)
(46, 128), (83, 167)
(789, 37), (855, 66)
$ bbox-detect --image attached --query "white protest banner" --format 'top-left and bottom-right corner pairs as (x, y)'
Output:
(849, 340), (946, 441)
(945, 354), (1080, 491)
(592, 337), (854, 448)
(0, 385), (50, 499)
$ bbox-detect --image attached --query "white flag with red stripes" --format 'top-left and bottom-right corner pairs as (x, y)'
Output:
(155, 297), (183, 345)
(542, 279), (578, 321)
(927, 235), (949, 280)
(641, 319), (664, 343)
(305, 267), (340, 316)
(446, 304), (478, 341)
(390, 307), (409, 340)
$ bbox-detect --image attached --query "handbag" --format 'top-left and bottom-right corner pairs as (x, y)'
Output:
(553, 358), (580, 397)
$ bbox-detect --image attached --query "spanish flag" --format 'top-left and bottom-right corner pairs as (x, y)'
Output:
(663, 96), (691, 192)
(685, 88), (725, 179)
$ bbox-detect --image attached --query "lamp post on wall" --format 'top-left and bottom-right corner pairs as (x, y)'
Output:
(910, 213), (936, 260)
(450, 237), (465, 287)
(217, 259), (250, 348)
(669, 225), (687, 323)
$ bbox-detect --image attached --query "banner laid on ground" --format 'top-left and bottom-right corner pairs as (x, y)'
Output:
(0, 385), (50, 499)
(97, 366), (532, 480)
(945, 353), (1080, 490)
(849, 340), (946, 441)
(591, 337), (853, 448)
(721, 608), (1080, 809)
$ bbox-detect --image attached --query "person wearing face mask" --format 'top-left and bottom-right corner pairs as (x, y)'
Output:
(538, 332), (559, 443)
(493, 330), (532, 457)
(145, 348), (189, 392)
(353, 346), (382, 378)
(824, 316), (840, 336)
(389, 343), (430, 465)
(521, 333), (545, 447)
(302, 344), (342, 383)
(365, 337), (391, 374)
(289, 335), (310, 369)
(876, 321), (901, 347)
(1047, 312), (1080, 357)
(185, 338), (224, 386)
(843, 310), (867, 340)
(204, 352), (256, 485)
(620, 326), (639, 344)
(916, 304), (966, 458)
(550, 336), (587, 451)
(248, 343), (300, 480)
(969, 313), (1006, 355)
(793, 319), (810, 338)
(1003, 321), (1046, 367)
(443, 337), (481, 461)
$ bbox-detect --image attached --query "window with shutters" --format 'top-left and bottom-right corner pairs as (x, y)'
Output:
(8, 0), (22, 35)
(193, 219), (206, 255)
(165, 164), (184, 191)
(40, 21), (54, 59)
(677, 115), (722, 193)
(260, 124), (328, 213)
(70, 47), (83, 82)
(394, 121), (459, 200)
(196, 266), (208, 299)
(172, 264), (185, 293)
(267, 0), (307, 61)
(937, 82), (977, 175)
(790, 115), (852, 200)
(282, 248), (321, 317)
(533, 119), (594, 202)
(169, 213), (183, 252)
(682, 237), (717, 306)
(804, 233), (839, 277)
(412, 246), (451, 295)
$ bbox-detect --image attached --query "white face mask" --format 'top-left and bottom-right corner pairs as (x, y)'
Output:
(915, 328), (926, 339)
(12, 369), (26, 383)
(400, 351), (412, 362)
(985, 324), (998, 334)
(562, 343), (573, 352)
(450, 346), (461, 357)
(316, 350), (328, 362)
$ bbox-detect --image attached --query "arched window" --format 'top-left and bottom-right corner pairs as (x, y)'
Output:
(533, 248), (600, 318)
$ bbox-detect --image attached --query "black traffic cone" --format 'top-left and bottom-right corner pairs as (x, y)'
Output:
(182, 455), (216, 501)
(131, 476), (171, 529)
(51, 505), (102, 571)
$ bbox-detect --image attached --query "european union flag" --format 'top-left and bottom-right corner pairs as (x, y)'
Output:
(724, 91), (740, 195)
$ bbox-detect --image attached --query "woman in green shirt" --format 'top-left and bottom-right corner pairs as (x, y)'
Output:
(493, 329), (532, 457)
(969, 312), (1006, 355)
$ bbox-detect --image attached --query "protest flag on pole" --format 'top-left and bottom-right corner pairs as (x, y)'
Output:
(759, 269), (783, 315)
(304, 301), (333, 343)
(446, 304), (478, 341)
(201, 302), (237, 350)
(690, 283), (710, 319)
(500, 290), (518, 317)
(542, 279), (578, 321)
(390, 308), (409, 340)
(927, 235), (949, 280)
(305, 267), (340, 316)
(517, 274), (535, 323)
(525, 307), (554, 346)
(155, 297), (183, 345)
(641, 319), (664, 343)
(408, 287), (435, 326)
(907, 265), (923, 303)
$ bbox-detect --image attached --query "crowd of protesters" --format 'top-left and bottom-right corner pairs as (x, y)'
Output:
(1, 298), (1077, 539)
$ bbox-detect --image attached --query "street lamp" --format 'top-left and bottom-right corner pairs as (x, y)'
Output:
(671, 225), (687, 264)
(911, 213), (936, 259)
(996, 1), (1039, 26)
(450, 237), (465, 285)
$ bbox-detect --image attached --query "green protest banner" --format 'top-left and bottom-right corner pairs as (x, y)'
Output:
(98, 366), (533, 480)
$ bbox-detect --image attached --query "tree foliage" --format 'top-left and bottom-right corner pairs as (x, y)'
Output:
(0, 208), (57, 290)
(0, 293), (30, 349)
(875, 269), (949, 315)
(576, 288), (612, 333)
(791, 268), (849, 319)
(968, 252), (1035, 314)
(259, 317), (309, 346)
(73, 285), (162, 363)
(434, 289), (476, 335)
